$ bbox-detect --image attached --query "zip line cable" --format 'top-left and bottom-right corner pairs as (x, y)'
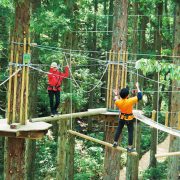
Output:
(8, 62), (180, 92)
(11, 41), (180, 59)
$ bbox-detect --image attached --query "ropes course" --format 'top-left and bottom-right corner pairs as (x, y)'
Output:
(0, 30), (179, 159)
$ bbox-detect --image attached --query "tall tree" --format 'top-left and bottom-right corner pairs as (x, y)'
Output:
(150, 0), (163, 169)
(104, 0), (128, 179)
(25, 0), (41, 179)
(167, 0), (180, 179)
(126, 2), (141, 180)
(4, 0), (31, 179)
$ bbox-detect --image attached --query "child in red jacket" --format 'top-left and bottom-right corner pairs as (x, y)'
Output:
(48, 62), (69, 116)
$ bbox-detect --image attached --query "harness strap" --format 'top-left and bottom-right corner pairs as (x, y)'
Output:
(120, 113), (134, 120)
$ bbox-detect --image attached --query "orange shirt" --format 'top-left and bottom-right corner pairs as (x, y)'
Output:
(115, 97), (138, 119)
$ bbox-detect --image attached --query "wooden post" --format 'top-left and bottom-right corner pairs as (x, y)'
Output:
(178, 112), (180, 130)
(7, 37), (14, 124)
(124, 51), (128, 88)
(56, 119), (68, 179)
(114, 51), (121, 110)
(25, 37), (30, 121)
(109, 51), (115, 108)
(149, 110), (157, 168)
(106, 50), (112, 109)
(165, 111), (169, 127)
(12, 37), (20, 123)
(20, 36), (26, 125)
(126, 120), (141, 180)
(121, 51), (125, 88)
(115, 50), (120, 90)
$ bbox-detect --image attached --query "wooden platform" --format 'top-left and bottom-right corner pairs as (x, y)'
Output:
(0, 119), (52, 139)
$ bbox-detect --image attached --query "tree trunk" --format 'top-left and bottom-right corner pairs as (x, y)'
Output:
(87, 0), (98, 131)
(126, 122), (141, 180)
(4, 0), (31, 179)
(126, 3), (140, 179)
(56, 119), (68, 180)
(107, 0), (114, 50)
(104, 0), (128, 179)
(167, 1), (180, 179)
(150, 0), (163, 169)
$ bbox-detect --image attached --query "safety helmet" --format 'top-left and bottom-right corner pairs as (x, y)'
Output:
(51, 62), (58, 68)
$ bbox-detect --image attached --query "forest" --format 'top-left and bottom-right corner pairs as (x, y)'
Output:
(0, 0), (179, 179)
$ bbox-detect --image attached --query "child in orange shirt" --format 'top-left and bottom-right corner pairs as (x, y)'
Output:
(113, 82), (142, 152)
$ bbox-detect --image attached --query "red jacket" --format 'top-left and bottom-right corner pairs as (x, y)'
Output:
(48, 66), (69, 91)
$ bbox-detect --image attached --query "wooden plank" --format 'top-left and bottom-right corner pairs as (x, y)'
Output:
(155, 151), (180, 158)
(20, 37), (26, 125)
(32, 108), (107, 122)
(7, 37), (14, 124)
(16, 131), (47, 139)
(133, 110), (180, 137)
(106, 50), (112, 108)
(68, 130), (138, 156)
(0, 119), (52, 132)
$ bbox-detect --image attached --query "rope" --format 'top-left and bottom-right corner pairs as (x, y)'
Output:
(10, 60), (178, 90)
(0, 68), (21, 87)
(64, 53), (109, 93)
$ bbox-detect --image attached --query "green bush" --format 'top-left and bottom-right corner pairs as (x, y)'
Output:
(142, 161), (168, 180)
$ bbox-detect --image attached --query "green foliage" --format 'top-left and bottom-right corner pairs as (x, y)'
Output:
(142, 161), (168, 179)
(74, 139), (104, 180)
(135, 59), (180, 80)
(35, 137), (57, 179)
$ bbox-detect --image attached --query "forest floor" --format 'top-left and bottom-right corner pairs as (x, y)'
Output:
(120, 135), (170, 179)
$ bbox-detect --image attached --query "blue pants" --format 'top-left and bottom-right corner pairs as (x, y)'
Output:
(114, 119), (134, 146)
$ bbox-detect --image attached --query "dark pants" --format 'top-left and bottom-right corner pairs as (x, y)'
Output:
(48, 90), (60, 114)
(114, 119), (134, 146)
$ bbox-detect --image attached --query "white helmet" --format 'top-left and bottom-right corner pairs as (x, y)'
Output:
(51, 62), (58, 68)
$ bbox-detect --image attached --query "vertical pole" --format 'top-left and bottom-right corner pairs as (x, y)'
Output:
(109, 51), (115, 108)
(106, 50), (112, 109)
(121, 51), (125, 88)
(178, 112), (180, 130)
(149, 110), (157, 168)
(25, 37), (30, 121)
(114, 51), (120, 101)
(165, 112), (169, 127)
(7, 37), (14, 124)
(20, 36), (26, 125)
(12, 37), (20, 122)
(124, 51), (128, 88)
